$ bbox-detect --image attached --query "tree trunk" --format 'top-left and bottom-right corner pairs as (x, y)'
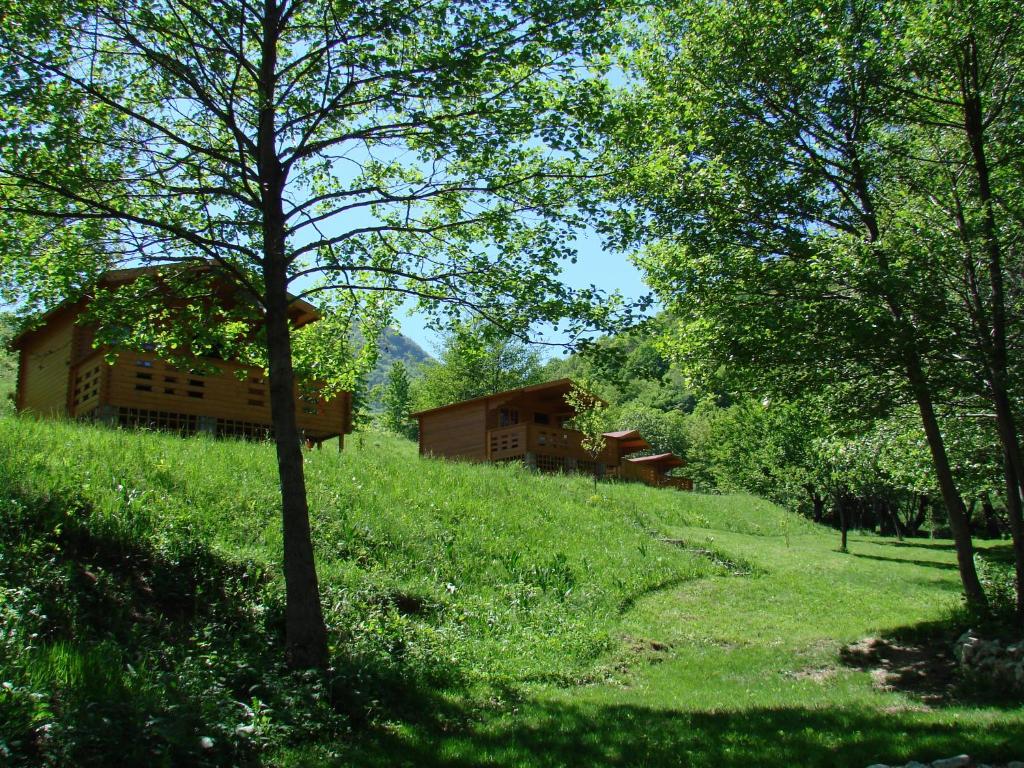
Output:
(981, 495), (1001, 539)
(911, 494), (928, 535)
(904, 350), (986, 608)
(839, 496), (849, 552)
(1002, 451), (1024, 623)
(258, 0), (328, 669)
(961, 36), (1023, 621)
(264, 267), (329, 669)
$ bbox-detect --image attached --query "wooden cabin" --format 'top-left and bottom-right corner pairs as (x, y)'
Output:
(413, 381), (693, 489)
(10, 266), (353, 446)
(617, 452), (694, 491)
(413, 379), (617, 473)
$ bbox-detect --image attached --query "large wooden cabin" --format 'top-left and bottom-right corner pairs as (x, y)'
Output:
(412, 379), (691, 489)
(10, 267), (352, 446)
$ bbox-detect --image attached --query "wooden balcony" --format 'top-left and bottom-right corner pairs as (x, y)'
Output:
(487, 423), (617, 465)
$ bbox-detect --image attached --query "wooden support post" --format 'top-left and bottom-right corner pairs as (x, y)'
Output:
(524, 451), (537, 471)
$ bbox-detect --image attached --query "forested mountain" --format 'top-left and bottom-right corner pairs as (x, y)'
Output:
(368, 327), (433, 390)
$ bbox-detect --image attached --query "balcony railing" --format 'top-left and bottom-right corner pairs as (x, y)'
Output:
(487, 423), (616, 463)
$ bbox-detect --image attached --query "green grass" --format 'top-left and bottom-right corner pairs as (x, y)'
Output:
(0, 414), (1021, 767)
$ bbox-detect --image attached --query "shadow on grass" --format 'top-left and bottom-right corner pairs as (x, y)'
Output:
(0, 482), (464, 768)
(341, 700), (1023, 768)
(850, 552), (959, 571)
(871, 539), (959, 551)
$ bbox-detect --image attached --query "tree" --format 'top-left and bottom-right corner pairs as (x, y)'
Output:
(886, 0), (1024, 618)
(0, 0), (624, 667)
(605, 0), (994, 605)
(413, 320), (544, 410)
(380, 360), (414, 438)
(565, 381), (609, 488)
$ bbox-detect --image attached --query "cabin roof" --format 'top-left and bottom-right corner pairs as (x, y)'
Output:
(603, 429), (653, 453)
(9, 263), (320, 349)
(411, 378), (605, 418)
(626, 452), (686, 469)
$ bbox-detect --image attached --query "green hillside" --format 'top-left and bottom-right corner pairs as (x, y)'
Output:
(0, 416), (1021, 767)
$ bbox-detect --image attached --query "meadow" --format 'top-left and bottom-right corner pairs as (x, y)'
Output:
(0, 415), (1021, 767)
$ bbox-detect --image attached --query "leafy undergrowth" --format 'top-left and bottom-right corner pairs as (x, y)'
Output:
(2, 415), (1021, 768)
(0, 416), (724, 765)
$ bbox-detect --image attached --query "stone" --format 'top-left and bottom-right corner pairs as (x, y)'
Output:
(930, 756), (970, 768)
(1006, 762), (1024, 768)
(200, 736), (215, 750)
(905, 762), (929, 768)
(865, 764), (890, 768)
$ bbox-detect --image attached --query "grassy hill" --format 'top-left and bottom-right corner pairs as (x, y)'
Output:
(0, 416), (1021, 767)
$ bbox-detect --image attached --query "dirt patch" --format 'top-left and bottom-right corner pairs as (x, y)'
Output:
(787, 666), (838, 683)
(840, 635), (958, 705)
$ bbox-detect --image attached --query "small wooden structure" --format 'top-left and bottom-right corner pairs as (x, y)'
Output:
(617, 452), (694, 491)
(414, 379), (629, 473)
(11, 267), (352, 446)
(413, 380), (693, 490)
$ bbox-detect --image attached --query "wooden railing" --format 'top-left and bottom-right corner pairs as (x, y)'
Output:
(487, 423), (616, 463)
(660, 476), (694, 492)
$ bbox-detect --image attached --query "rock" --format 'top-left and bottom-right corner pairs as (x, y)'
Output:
(905, 762), (929, 768)
(200, 736), (215, 750)
(865, 764), (890, 768)
(235, 724), (255, 736)
(931, 756), (970, 768)
(1007, 762), (1024, 768)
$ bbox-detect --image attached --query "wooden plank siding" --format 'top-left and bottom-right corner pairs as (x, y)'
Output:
(17, 311), (76, 415)
(99, 351), (348, 439)
(418, 402), (488, 460)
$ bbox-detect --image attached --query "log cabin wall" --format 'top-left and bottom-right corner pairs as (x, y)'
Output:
(15, 305), (351, 443)
(418, 402), (488, 460)
(16, 309), (77, 415)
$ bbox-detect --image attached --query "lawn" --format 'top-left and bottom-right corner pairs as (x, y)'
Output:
(0, 414), (1021, 767)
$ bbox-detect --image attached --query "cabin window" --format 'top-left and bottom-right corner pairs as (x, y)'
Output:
(135, 359), (154, 368)
(499, 408), (519, 427)
(533, 412), (550, 425)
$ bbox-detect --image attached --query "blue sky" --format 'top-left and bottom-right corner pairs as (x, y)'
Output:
(392, 230), (653, 359)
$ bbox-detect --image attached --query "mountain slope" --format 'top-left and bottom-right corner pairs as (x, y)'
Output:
(367, 326), (432, 389)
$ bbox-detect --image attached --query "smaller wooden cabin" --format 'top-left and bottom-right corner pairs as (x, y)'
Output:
(11, 266), (353, 446)
(412, 380), (693, 492)
(413, 379), (637, 473)
(617, 452), (694, 491)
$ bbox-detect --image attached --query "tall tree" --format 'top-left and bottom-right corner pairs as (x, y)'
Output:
(0, 0), (623, 666)
(605, 0), (991, 605)
(889, 0), (1024, 618)
(380, 359), (414, 438)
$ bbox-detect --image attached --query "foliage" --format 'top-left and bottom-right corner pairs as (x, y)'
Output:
(565, 382), (609, 465)
(379, 361), (416, 439)
(412, 320), (544, 411)
(0, 314), (16, 413)
(0, 0), (635, 665)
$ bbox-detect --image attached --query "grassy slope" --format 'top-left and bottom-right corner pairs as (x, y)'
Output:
(0, 415), (1021, 767)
